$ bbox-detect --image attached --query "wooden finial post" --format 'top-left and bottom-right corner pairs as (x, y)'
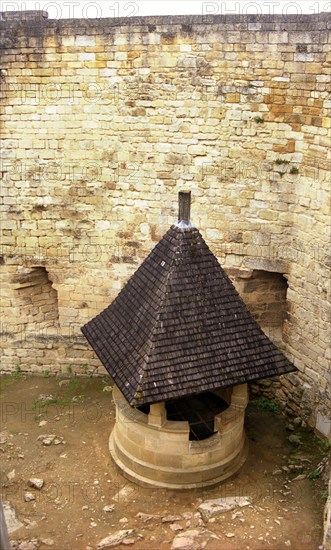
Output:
(178, 191), (191, 222)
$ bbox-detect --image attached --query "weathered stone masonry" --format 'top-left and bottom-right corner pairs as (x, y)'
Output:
(0, 11), (330, 438)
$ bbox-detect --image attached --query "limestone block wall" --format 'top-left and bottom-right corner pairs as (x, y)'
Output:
(0, 11), (330, 437)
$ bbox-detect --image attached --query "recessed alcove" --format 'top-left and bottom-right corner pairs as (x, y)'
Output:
(229, 269), (288, 345)
(13, 267), (59, 330)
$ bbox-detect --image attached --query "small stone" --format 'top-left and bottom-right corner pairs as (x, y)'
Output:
(136, 512), (154, 521)
(82, 505), (89, 510)
(39, 420), (47, 427)
(97, 530), (135, 549)
(103, 505), (115, 513)
(162, 515), (182, 523)
(90, 521), (97, 527)
(285, 541), (291, 547)
(28, 478), (44, 490)
(59, 379), (70, 386)
(24, 492), (36, 502)
(119, 517), (129, 524)
(292, 474), (306, 481)
(40, 539), (54, 546)
(198, 496), (251, 519)
(42, 438), (53, 445)
(171, 530), (201, 550)
(122, 539), (135, 546)
(0, 431), (9, 444)
(103, 386), (113, 392)
(232, 511), (244, 520)
(18, 542), (37, 550)
(272, 470), (282, 475)
(37, 434), (56, 446)
(7, 468), (16, 480)
(226, 533), (235, 538)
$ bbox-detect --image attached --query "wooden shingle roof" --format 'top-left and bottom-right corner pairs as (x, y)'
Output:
(81, 197), (296, 406)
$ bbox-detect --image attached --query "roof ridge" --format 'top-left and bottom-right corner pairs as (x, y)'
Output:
(132, 226), (186, 402)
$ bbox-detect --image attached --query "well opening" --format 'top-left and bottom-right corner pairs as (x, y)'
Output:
(166, 392), (229, 441)
(138, 392), (229, 441)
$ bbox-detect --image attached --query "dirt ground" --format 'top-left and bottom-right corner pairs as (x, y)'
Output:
(0, 374), (326, 550)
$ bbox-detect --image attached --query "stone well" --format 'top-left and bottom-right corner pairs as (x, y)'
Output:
(109, 383), (248, 489)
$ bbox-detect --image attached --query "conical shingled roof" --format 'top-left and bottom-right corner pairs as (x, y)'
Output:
(81, 200), (296, 406)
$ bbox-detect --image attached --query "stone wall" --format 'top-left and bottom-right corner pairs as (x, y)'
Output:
(0, 11), (330, 438)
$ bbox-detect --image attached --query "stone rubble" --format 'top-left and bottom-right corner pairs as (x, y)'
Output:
(198, 496), (252, 519)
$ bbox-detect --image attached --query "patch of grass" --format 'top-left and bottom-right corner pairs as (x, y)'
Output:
(42, 370), (50, 378)
(308, 468), (321, 480)
(32, 393), (84, 410)
(32, 397), (59, 410)
(275, 158), (290, 165)
(13, 364), (22, 380)
(254, 116), (264, 123)
(67, 378), (78, 391)
(320, 439), (330, 457)
(289, 166), (299, 174)
(251, 397), (282, 414)
(66, 365), (73, 375)
(276, 170), (286, 178)
(81, 364), (95, 378)
(322, 488), (329, 501)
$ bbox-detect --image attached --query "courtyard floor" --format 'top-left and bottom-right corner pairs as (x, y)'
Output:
(0, 374), (326, 550)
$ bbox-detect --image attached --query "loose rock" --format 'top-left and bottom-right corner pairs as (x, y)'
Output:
(24, 492), (35, 502)
(170, 529), (215, 550)
(136, 512), (155, 522)
(162, 515), (182, 523)
(97, 530), (135, 549)
(103, 505), (115, 513)
(18, 542), (37, 550)
(3, 501), (24, 533)
(28, 478), (44, 490)
(292, 474), (306, 481)
(198, 496), (251, 519)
